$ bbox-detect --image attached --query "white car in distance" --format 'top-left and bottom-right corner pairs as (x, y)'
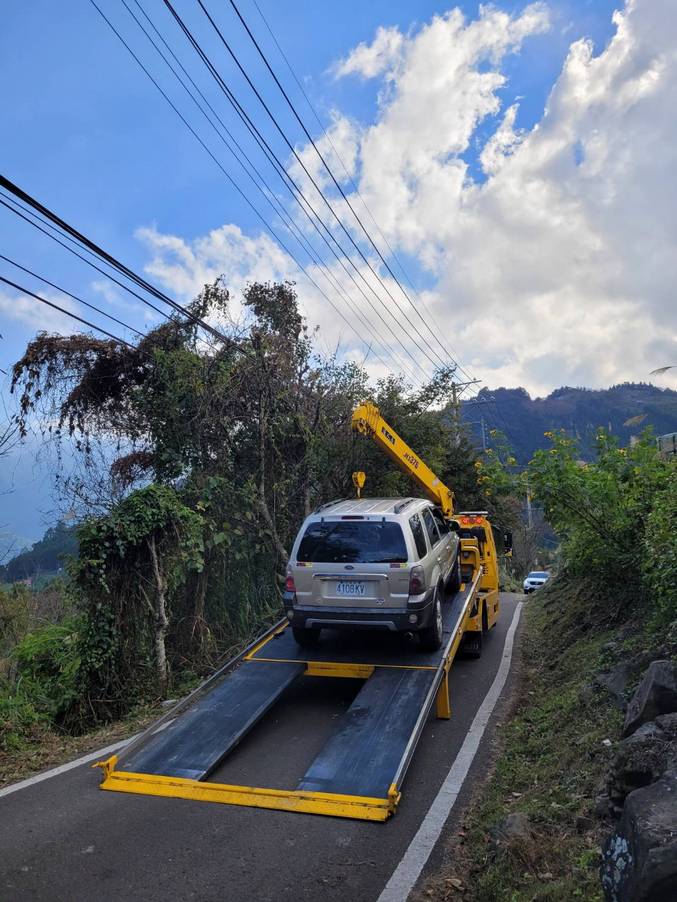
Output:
(523, 571), (550, 594)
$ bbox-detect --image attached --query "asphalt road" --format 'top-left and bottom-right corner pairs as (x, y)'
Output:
(1, 594), (522, 902)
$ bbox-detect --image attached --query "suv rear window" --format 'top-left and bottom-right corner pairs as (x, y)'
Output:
(297, 520), (408, 564)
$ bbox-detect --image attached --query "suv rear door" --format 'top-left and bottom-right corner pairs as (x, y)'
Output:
(421, 507), (453, 582)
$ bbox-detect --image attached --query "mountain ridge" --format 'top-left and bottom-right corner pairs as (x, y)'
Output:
(461, 382), (677, 463)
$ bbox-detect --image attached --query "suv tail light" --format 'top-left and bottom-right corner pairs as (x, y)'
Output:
(409, 565), (426, 595)
(285, 569), (296, 593)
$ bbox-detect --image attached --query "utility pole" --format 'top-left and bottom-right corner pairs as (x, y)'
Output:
(449, 379), (481, 447)
(525, 478), (533, 529)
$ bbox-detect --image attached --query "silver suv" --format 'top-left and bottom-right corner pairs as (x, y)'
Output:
(284, 498), (461, 651)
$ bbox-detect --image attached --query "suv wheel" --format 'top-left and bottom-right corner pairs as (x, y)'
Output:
(292, 625), (321, 648)
(419, 587), (443, 652)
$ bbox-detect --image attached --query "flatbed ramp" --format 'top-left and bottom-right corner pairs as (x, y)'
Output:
(97, 577), (481, 821)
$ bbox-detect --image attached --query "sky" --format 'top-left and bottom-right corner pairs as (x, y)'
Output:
(1, 0), (676, 539)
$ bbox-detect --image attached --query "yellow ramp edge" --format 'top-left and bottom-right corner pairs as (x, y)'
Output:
(95, 757), (397, 822)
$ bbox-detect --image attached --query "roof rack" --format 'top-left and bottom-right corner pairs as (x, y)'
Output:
(393, 498), (416, 515)
(314, 498), (347, 513)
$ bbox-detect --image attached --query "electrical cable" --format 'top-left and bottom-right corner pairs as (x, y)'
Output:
(0, 275), (137, 349)
(248, 0), (477, 384)
(226, 0), (464, 375)
(115, 0), (424, 385)
(88, 1), (426, 384)
(160, 0), (440, 376)
(195, 0), (449, 374)
(0, 254), (147, 338)
(0, 192), (173, 323)
(0, 172), (237, 350)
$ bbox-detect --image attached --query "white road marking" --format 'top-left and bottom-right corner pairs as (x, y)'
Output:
(378, 602), (523, 902)
(0, 735), (137, 800)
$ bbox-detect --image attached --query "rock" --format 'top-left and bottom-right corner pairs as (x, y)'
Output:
(607, 716), (677, 813)
(596, 664), (632, 710)
(595, 793), (612, 818)
(623, 662), (677, 737)
(576, 814), (595, 832)
(601, 768), (677, 901)
(488, 812), (534, 855)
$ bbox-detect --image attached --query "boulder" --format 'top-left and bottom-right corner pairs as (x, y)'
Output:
(601, 768), (677, 901)
(623, 662), (677, 738)
(607, 716), (677, 814)
(488, 812), (534, 855)
(595, 664), (632, 710)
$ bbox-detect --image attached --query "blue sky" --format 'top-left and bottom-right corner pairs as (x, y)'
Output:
(0, 0), (664, 540)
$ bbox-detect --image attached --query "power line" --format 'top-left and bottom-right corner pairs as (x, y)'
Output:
(0, 254), (147, 338)
(0, 173), (238, 350)
(0, 275), (137, 349)
(195, 0), (448, 375)
(248, 0), (477, 386)
(226, 0), (463, 375)
(113, 0), (425, 386)
(88, 1), (426, 386)
(0, 192), (173, 323)
(161, 0), (441, 377)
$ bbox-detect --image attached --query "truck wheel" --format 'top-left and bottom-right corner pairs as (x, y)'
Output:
(419, 588), (443, 652)
(462, 629), (483, 659)
(292, 625), (321, 648)
(448, 554), (462, 594)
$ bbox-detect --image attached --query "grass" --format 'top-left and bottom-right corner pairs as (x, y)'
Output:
(0, 703), (161, 788)
(416, 581), (631, 902)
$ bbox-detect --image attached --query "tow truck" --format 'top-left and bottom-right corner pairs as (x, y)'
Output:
(96, 403), (507, 821)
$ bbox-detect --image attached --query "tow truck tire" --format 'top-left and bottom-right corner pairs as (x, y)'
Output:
(462, 629), (483, 659)
(292, 625), (321, 648)
(419, 587), (443, 652)
(448, 554), (462, 594)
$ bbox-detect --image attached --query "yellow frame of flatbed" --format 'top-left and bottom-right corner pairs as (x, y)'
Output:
(96, 562), (483, 822)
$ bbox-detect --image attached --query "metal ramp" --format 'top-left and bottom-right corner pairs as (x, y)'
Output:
(96, 573), (481, 821)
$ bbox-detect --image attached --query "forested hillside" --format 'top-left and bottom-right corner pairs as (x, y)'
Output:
(463, 383), (677, 462)
(0, 522), (78, 583)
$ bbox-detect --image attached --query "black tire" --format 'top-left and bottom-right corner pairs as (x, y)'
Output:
(448, 553), (462, 595)
(292, 625), (321, 648)
(462, 628), (483, 659)
(419, 587), (443, 652)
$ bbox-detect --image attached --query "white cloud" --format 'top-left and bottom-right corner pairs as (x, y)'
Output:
(332, 26), (405, 80)
(137, 0), (677, 395)
(0, 288), (78, 334)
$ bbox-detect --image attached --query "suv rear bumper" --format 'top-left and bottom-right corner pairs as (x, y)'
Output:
(284, 589), (435, 633)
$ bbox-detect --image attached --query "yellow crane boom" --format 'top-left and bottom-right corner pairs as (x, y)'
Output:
(351, 402), (455, 518)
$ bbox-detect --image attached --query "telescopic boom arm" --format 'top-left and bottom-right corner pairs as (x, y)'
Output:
(351, 402), (455, 518)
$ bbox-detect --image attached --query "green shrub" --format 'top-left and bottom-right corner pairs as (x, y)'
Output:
(11, 621), (81, 721)
(644, 481), (677, 627)
(527, 430), (675, 620)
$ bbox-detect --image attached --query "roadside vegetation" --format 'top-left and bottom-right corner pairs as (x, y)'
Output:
(420, 427), (676, 901)
(1, 279), (511, 773)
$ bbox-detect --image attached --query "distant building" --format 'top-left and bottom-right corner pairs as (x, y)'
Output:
(657, 432), (677, 458)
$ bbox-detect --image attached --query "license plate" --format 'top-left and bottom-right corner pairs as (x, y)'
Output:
(335, 581), (367, 597)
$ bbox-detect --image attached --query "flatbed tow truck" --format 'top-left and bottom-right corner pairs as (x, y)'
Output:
(95, 403), (507, 821)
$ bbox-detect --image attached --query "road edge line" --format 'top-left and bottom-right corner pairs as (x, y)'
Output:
(377, 601), (524, 902)
(0, 735), (137, 800)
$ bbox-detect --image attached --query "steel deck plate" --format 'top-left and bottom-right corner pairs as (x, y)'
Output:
(297, 667), (436, 798)
(249, 584), (471, 669)
(118, 661), (304, 780)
